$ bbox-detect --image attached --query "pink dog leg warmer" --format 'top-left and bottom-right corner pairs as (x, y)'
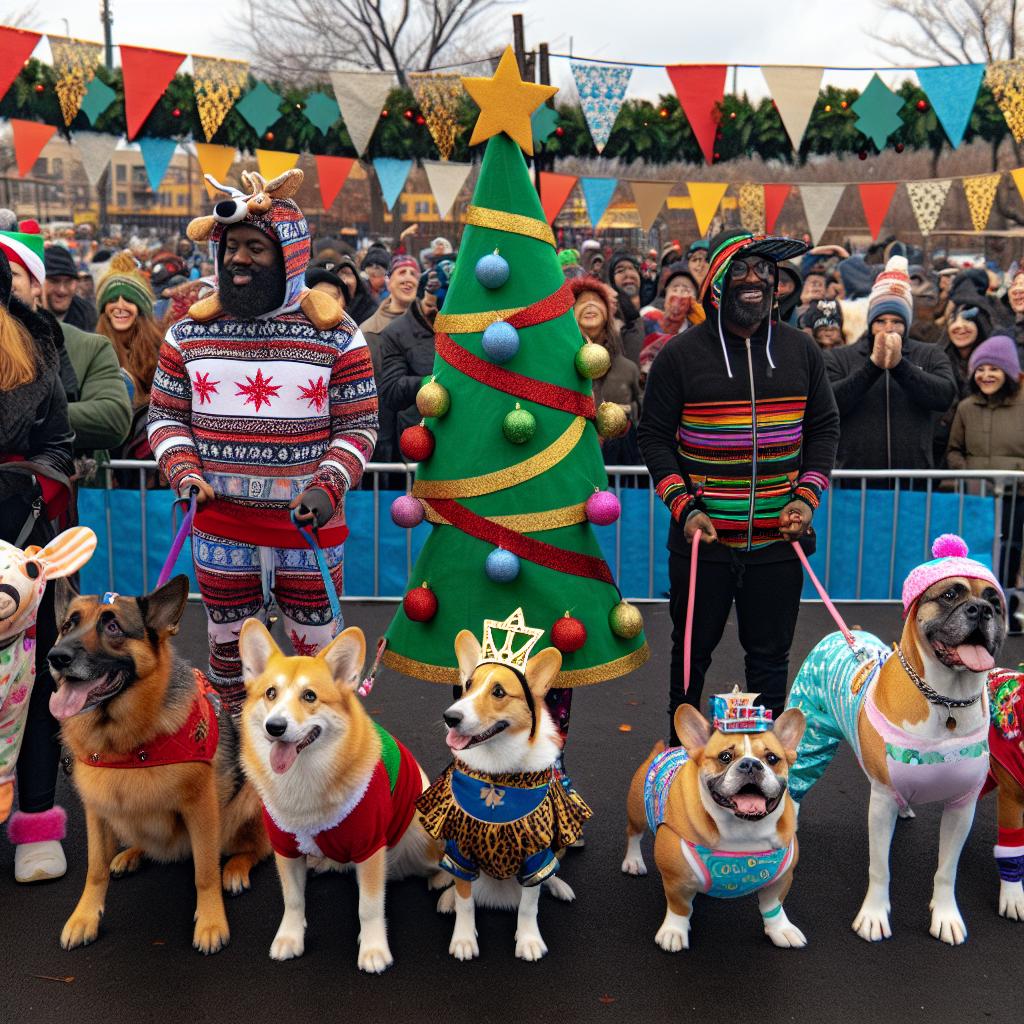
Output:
(7, 806), (67, 845)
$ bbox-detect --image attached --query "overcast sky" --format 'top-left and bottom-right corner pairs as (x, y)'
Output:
(18, 0), (911, 99)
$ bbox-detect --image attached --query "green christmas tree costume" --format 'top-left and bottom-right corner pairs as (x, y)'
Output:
(382, 64), (648, 687)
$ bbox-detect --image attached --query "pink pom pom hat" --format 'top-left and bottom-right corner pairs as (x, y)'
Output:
(901, 533), (1003, 613)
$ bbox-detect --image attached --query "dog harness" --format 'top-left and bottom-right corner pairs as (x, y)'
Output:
(417, 761), (591, 886)
(262, 724), (420, 863)
(788, 631), (990, 810)
(79, 670), (220, 769)
(643, 746), (795, 899)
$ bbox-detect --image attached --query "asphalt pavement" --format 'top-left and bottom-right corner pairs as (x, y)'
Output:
(2, 600), (1021, 1024)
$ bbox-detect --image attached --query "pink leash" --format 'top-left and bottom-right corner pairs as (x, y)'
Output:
(789, 540), (859, 652)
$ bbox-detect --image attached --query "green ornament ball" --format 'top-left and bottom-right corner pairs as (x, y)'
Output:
(502, 402), (536, 444)
(609, 600), (644, 639)
(575, 341), (612, 380)
(416, 380), (450, 418)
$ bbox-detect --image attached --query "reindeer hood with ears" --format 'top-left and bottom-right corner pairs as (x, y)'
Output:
(185, 168), (342, 330)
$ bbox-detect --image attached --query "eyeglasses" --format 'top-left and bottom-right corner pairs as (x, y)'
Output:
(727, 257), (773, 282)
(954, 306), (979, 321)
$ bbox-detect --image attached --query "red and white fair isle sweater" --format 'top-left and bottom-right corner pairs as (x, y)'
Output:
(148, 309), (378, 548)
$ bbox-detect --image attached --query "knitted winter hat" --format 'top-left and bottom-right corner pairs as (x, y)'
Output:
(44, 244), (78, 279)
(0, 224), (45, 285)
(968, 334), (1021, 379)
(389, 254), (419, 275)
(96, 252), (155, 317)
(901, 534), (1003, 614)
(867, 254), (913, 328)
(569, 274), (614, 323)
(557, 248), (580, 268)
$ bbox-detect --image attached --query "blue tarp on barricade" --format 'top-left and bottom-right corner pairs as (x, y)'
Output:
(76, 485), (997, 602)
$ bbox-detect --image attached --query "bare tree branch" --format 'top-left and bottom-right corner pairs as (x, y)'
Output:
(871, 0), (1021, 64)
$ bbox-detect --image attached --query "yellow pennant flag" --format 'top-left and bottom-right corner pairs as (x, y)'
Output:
(687, 181), (729, 236)
(962, 172), (1001, 232)
(194, 143), (237, 197)
(1011, 167), (1024, 203)
(629, 180), (674, 233)
(256, 149), (300, 182)
(737, 183), (765, 234)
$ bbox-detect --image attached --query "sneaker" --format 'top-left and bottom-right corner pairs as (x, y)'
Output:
(14, 840), (67, 883)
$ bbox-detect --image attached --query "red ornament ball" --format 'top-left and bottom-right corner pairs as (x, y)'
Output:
(404, 109), (414, 120)
(916, 99), (928, 112)
(415, 114), (426, 126)
(551, 613), (587, 654)
(840, 100), (848, 109)
(404, 583), (437, 622)
(34, 83), (44, 93)
(265, 131), (275, 142)
(381, 108), (389, 118)
(895, 142), (905, 153)
(554, 126), (565, 138)
(172, 107), (182, 118)
(858, 149), (868, 160)
(400, 424), (435, 461)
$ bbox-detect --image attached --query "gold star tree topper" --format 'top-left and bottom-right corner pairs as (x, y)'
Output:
(462, 45), (558, 155)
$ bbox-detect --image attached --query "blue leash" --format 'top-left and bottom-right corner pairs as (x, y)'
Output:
(291, 509), (343, 625)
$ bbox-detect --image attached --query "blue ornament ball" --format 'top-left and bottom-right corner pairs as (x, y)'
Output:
(485, 547), (520, 583)
(481, 321), (520, 363)
(475, 250), (510, 289)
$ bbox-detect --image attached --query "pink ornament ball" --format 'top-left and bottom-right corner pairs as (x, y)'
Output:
(391, 495), (424, 528)
(932, 534), (968, 559)
(585, 490), (621, 526)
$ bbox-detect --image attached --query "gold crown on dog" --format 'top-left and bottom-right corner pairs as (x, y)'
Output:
(479, 608), (544, 672)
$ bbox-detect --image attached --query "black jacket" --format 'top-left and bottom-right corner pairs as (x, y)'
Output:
(824, 333), (957, 471)
(638, 314), (839, 562)
(376, 301), (436, 462)
(62, 293), (98, 333)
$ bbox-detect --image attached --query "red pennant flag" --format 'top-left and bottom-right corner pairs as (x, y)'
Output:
(11, 119), (56, 177)
(120, 45), (186, 140)
(858, 182), (898, 240)
(0, 26), (41, 105)
(763, 184), (792, 233)
(538, 172), (578, 224)
(666, 65), (727, 164)
(315, 155), (355, 209)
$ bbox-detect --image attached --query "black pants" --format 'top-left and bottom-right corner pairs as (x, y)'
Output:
(667, 552), (804, 745)
(16, 584), (61, 814)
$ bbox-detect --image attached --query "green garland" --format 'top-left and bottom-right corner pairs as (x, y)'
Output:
(0, 58), (1010, 166)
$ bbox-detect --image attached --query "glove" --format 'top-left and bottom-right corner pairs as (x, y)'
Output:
(291, 487), (335, 529)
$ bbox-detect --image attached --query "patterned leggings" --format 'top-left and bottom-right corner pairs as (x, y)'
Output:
(192, 526), (345, 714)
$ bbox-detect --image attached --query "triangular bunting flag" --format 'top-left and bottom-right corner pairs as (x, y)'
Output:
(139, 137), (178, 193)
(761, 66), (823, 150)
(373, 157), (412, 211)
(800, 183), (844, 245)
(579, 176), (618, 227)
(764, 183), (792, 233)
(851, 74), (904, 149)
(192, 56), (249, 142)
(315, 154), (355, 209)
(629, 180), (674, 233)
(0, 27), (41, 105)
(194, 142), (236, 197)
(409, 72), (465, 161)
(571, 62), (632, 153)
(119, 45), (186, 140)
(987, 61), (1024, 142)
(10, 120), (56, 178)
(256, 149), (300, 182)
(80, 76), (115, 125)
(916, 64), (984, 148)
(962, 172), (1002, 231)
(905, 179), (951, 236)
(423, 159), (473, 219)
(74, 131), (119, 187)
(737, 184), (765, 234)
(687, 181), (729, 236)
(48, 36), (104, 127)
(1012, 167), (1024, 204)
(858, 182), (898, 240)
(666, 64), (727, 163)
(538, 172), (578, 223)
(330, 70), (393, 156)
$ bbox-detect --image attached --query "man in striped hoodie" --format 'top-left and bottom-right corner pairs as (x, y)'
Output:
(638, 230), (839, 744)
(148, 172), (378, 713)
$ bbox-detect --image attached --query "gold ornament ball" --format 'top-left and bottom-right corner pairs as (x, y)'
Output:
(416, 380), (450, 418)
(575, 341), (611, 380)
(596, 401), (629, 439)
(609, 600), (643, 639)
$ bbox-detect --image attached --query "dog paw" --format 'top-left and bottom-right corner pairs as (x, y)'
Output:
(766, 923), (807, 949)
(436, 886), (457, 914)
(999, 881), (1024, 921)
(60, 910), (101, 950)
(193, 915), (230, 955)
(543, 876), (575, 902)
(655, 921), (690, 952)
(357, 942), (394, 974)
(929, 901), (967, 945)
(269, 928), (305, 961)
(621, 853), (647, 876)
(222, 855), (254, 895)
(449, 933), (479, 960)
(514, 930), (548, 961)
(110, 847), (144, 877)
(852, 900), (892, 942)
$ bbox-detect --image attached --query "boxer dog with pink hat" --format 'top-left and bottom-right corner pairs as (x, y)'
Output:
(786, 535), (1004, 945)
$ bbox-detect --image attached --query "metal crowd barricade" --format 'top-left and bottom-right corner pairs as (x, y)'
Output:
(96, 462), (1024, 603)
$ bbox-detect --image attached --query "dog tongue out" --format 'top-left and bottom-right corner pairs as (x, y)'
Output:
(733, 791), (768, 816)
(956, 644), (995, 672)
(49, 678), (102, 720)
(446, 728), (472, 751)
(270, 741), (299, 774)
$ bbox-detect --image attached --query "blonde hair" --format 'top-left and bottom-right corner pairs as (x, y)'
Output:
(97, 310), (163, 405)
(0, 304), (36, 391)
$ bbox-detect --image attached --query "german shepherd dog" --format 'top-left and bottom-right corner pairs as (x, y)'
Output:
(47, 576), (270, 954)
